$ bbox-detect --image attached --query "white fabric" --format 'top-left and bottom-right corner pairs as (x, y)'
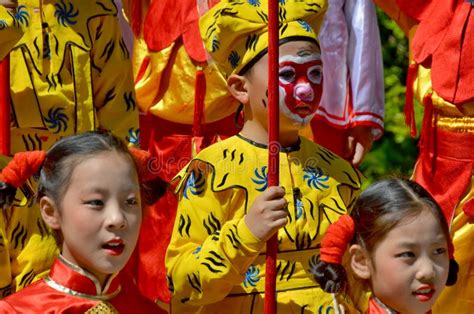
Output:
(317, 0), (384, 138)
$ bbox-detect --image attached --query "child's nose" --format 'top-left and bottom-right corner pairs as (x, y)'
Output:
(416, 258), (436, 282)
(294, 83), (314, 102)
(106, 205), (127, 230)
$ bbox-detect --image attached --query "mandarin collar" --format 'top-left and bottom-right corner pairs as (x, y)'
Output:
(236, 133), (301, 153)
(372, 297), (398, 314)
(44, 255), (121, 301)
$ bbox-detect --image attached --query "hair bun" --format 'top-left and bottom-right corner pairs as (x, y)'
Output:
(0, 181), (17, 208)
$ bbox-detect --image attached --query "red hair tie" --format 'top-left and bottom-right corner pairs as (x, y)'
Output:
(320, 215), (355, 264)
(0, 151), (46, 188)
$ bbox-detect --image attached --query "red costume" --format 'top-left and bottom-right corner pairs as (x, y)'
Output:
(0, 256), (164, 313)
(375, 1), (474, 312)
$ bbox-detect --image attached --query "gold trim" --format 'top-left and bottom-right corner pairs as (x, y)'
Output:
(45, 255), (121, 300)
(44, 277), (121, 301)
(436, 116), (474, 133)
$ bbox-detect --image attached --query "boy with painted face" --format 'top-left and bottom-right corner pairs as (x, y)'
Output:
(278, 53), (323, 125)
(165, 0), (362, 313)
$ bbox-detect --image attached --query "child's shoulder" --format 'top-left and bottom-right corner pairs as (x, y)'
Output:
(171, 135), (249, 189)
(299, 136), (362, 189)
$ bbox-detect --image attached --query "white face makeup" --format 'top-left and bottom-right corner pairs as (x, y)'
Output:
(278, 54), (323, 125)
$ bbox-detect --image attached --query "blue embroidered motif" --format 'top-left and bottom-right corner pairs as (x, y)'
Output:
(54, 0), (79, 27)
(251, 166), (268, 192)
(243, 265), (260, 288)
(15, 5), (30, 26)
(126, 128), (140, 145)
(183, 171), (205, 199)
(303, 166), (329, 190)
(44, 107), (69, 133)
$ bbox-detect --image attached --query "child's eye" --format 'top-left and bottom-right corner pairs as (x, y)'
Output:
(434, 247), (447, 255)
(396, 251), (416, 259)
(126, 198), (139, 206)
(85, 200), (104, 207)
(307, 65), (322, 84)
(279, 67), (295, 83)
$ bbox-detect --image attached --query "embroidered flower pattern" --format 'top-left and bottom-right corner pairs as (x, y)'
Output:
(183, 171), (205, 199)
(14, 5), (30, 26)
(126, 128), (140, 145)
(297, 20), (312, 32)
(228, 51), (240, 69)
(303, 166), (329, 190)
(296, 198), (304, 220)
(251, 166), (268, 192)
(54, 0), (79, 27)
(247, 0), (261, 7)
(44, 107), (69, 133)
(243, 265), (260, 288)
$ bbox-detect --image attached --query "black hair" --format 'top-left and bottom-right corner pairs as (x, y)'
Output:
(37, 131), (167, 205)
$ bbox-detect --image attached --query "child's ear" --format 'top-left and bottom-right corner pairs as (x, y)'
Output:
(227, 74), (249, 105)
(39, 196), (61, 230)
(349, 244), (371, 280)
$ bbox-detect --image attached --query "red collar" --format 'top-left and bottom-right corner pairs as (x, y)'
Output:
(45, 255), (121, 300)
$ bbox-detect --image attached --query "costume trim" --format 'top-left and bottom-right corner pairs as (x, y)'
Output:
(44, 255), (121, 301)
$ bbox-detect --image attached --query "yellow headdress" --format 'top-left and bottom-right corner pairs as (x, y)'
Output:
(200, 0), (327, 77)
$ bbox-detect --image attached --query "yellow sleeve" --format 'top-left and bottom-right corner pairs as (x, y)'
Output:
(0, 6), (23, 60)
(88, 14), (139, 146)
(165, 167), (265, 309)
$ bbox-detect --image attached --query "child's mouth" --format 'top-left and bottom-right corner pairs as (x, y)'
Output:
(103, 240), (125, 256)
(293, 103), (315, 116)
(413, 286), (435, 302)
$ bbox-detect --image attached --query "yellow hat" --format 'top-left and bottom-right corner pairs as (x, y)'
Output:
(200, 0), (327, 77)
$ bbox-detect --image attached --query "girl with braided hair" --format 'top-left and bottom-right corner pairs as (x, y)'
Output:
(313, 179), (458, 313)
(0, 131), (167, 313)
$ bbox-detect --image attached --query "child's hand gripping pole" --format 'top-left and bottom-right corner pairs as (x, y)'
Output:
(0, 55), (10, 155)
(265, 0), (280, 313)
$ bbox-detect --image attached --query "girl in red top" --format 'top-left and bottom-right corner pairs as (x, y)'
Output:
(0, 131), (167, 313)
(313, 179), (458, 313)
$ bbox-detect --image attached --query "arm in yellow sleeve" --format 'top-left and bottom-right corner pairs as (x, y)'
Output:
(88, 14), (139, 146)
(166, 168), (265, 308)
(0, 6), (23, 60)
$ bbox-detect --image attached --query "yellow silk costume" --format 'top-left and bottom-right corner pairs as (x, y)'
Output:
(0, 0), (138, 298)
(166, 135), (362, 313)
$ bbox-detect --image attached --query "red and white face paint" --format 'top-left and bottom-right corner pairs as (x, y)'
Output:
(278, 54), (323, 125)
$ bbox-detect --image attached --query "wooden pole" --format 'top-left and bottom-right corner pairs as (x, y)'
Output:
(0, 56), (10, 156)
(264, 0), (279, 313)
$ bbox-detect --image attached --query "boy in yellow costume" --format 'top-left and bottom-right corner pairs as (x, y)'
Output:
(0, 0), (138, 298)
(165, 0), (362, 312)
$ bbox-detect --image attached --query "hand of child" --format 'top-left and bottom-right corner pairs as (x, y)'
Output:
(345, 125), (374, 167)
(244, 186), (288, 242)
(0, 0), (17, 12)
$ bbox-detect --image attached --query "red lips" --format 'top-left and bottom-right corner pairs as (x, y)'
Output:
(413, 285), (435, 302)
(102, 239), (125, 256)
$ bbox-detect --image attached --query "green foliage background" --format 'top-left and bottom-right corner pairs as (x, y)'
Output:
(359, 9), (424, 188)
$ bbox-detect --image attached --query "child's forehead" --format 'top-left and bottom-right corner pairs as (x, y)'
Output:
(279, 54), (321, 64)
(278, 41), (321, 57)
